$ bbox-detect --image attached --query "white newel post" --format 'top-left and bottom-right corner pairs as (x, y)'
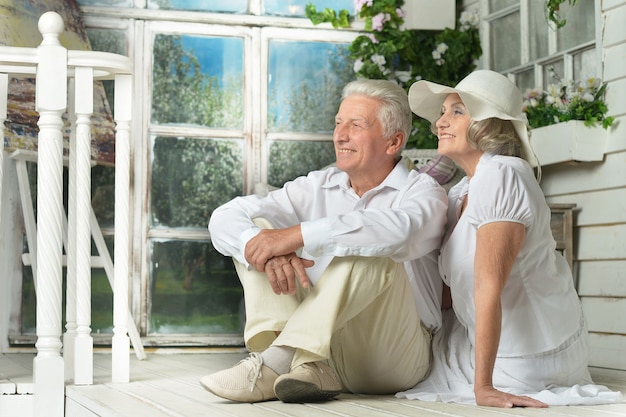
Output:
(112, 73), (132, 383)
(73, 66), (94, 385)
(33, 12), (66, 417)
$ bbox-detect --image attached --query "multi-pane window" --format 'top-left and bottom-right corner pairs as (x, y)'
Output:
(483, 0), (597, 92)
(69, 0), (356, 344)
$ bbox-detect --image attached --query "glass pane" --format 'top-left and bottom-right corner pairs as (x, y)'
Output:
(264, 0), (353, 17)
(21, 247), (114, 335)
(147, 0), (247, 13)
(544, 60), (564, 88)
(268, 40), (354, 133)
(152, 34), (244, 128)
(149, 240), (243, 334)
(574, 49), (598, 80)
(488, 0), (517, 13)
(86, 29), (127, 55)
(490, 13), (521, 71)
(516, 69), (536, 93)
(557, 1), (595, 51)
(529, 2), (549, 61)
(92, 165), (116, 229)
(151, 136), (244, 228)
(268, 140), (335, 187)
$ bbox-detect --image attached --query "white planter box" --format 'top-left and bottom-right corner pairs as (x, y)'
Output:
(529, 120), (608, 166)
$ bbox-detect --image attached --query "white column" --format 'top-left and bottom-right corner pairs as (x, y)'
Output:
(112, 73), (132, 383)
(33, 11), (66, 417)
(73, 66), (94, 385)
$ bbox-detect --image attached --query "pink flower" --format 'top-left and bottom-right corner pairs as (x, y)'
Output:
(371, 13), (390, 31)
(354, 0), (373, 13)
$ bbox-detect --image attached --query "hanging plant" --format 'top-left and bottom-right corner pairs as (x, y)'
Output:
(545, 0), (578, 29)
(306, 1), (482, 149)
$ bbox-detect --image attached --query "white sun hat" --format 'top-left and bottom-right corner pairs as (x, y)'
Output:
(408, 70), (538, 167)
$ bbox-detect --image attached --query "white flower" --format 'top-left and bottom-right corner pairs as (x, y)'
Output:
(435, 43), (449, 54)
(459, 10), (480, 31)
(545, 83), (563, 105)
(353, 58), (364, 73)
(394, 70), (412, 83)
(371, 54), (386, 66)
(582, 75), (601, 90)
(432, 50), (442, 60)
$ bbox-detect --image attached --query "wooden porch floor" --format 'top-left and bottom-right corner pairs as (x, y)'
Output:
(1, 349), (625, 417)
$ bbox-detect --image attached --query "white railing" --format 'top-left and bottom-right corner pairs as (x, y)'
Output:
(0, 11), (142, 416)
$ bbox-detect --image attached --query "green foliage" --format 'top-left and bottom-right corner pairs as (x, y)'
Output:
(305, 3), (351, 28)
(306, 1), (483, 149)
(545, 0), (578, 29)
(522, 69), (614, 130)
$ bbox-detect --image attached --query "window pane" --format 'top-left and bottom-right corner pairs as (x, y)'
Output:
(544, 60), (564, 87)
(268, 40), (354, 133)
(92, 165), (116, 229)
(149, 240), (243, 335)
(574, 48), (598, 80)
(529, 2), (549, 60)
(488, 0), (517, 12)
(152, 34), (244, 128)
(21, 258), (114, 335)
(147, 0), (247, 13)
(264, 0), (353, 17)
(557, 1), (594, 51)
(490, 13), (521, 71)
(150, 136), (244, 228)
(516, 69), (536, 93)
(268, 140), (335, 187)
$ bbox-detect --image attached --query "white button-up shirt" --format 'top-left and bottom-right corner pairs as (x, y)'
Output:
(209, 160), (448, 330)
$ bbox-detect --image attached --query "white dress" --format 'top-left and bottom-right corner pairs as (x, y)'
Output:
(397, 153), (624, 405)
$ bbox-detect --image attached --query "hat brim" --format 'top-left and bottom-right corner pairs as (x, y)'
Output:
(408, 80), (538, 167)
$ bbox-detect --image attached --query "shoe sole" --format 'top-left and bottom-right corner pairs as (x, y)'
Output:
(274, 378), (341, 403)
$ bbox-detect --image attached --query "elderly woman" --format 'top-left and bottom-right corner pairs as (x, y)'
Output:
(397, 70), (623, 408)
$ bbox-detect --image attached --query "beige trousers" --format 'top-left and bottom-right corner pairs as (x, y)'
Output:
(233, 221), (431, 394)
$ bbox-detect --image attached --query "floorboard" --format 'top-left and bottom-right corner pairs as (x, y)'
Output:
(1, 351), (624, 417)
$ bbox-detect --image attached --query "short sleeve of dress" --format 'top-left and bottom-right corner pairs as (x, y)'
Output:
(465, 158), (533, 229)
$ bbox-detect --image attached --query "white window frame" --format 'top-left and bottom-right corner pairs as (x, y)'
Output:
(479, 0), (602, 86)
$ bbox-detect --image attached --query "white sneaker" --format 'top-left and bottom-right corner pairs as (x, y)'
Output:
(200, 352), (279, 402)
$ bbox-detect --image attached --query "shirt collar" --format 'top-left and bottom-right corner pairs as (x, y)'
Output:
(322, 158), (410, 193)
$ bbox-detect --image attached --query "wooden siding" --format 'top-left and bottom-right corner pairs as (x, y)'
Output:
(538, 0), (626, 371)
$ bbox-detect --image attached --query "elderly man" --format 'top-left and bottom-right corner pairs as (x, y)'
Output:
(201, 79), (447, 403)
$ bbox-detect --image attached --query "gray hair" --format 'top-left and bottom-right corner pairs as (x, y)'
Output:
(342, 79), (412, 146)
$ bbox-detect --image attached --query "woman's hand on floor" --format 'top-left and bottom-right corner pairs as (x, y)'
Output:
(475, 385), (548, 408)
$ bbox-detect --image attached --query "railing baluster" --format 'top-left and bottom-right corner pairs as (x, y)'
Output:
(73, 66), (94, 385)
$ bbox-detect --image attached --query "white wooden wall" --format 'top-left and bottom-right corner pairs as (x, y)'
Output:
(540, 0), (626, 371)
